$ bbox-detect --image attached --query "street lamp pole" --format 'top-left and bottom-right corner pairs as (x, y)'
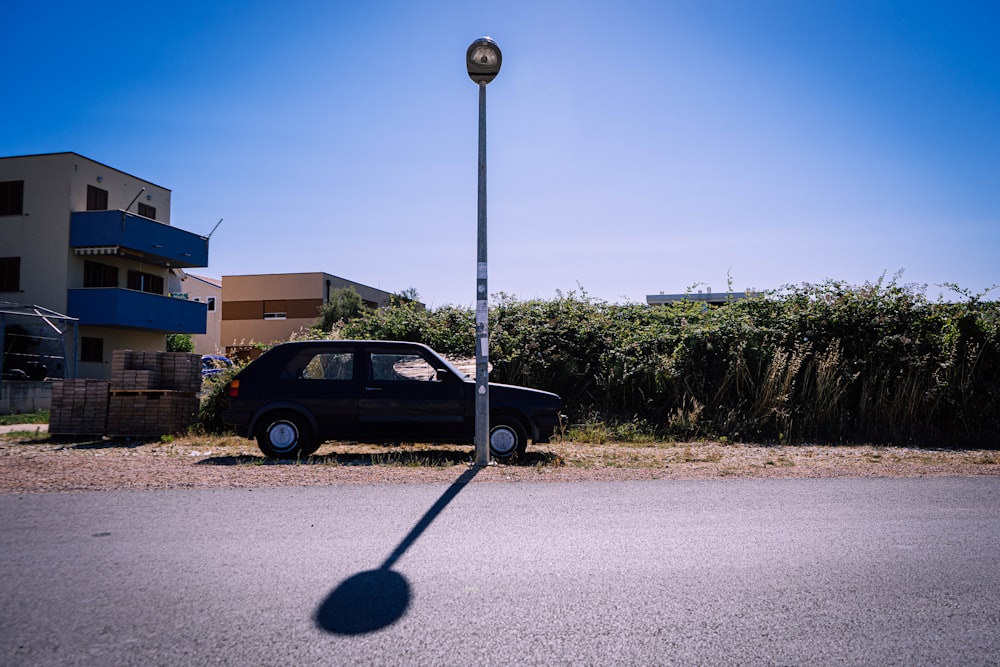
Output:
(467, 37), (501, 467)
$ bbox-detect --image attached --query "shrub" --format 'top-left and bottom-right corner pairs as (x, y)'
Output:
(166, 333), (194, 352)
(278, 279), (1000, 446)
(196, 361), (247, 433)
(313, 287), (365, 334)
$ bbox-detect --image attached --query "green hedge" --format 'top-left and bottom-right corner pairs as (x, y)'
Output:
(340, 280), (999, 446)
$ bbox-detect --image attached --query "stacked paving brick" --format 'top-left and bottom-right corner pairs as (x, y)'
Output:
(106, 392), (200, 437)
(110, 350), (161, 390)
(49, 351), (202, 437)
(157, 353), (202, 392)
(107, 351), (201, 437)
(48, 379), (111, 435)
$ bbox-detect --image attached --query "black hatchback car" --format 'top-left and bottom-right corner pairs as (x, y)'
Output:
(222, 340), (565, 460)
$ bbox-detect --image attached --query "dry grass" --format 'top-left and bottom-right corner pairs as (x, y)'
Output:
(1, 429), (998, 494)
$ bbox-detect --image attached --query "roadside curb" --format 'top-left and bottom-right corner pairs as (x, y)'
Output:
(0, 423), (48, 434)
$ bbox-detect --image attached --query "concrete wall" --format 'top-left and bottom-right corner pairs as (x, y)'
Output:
(77, 328), (166, 379)
(0, 153), (73, 311)
(0, 381), (51, 415)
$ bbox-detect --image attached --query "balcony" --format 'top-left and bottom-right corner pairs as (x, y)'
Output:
(70, 210), (209, 268)
(68, 288), (207, 334)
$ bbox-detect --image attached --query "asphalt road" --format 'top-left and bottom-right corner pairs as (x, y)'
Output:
(2, 476), (998, 665)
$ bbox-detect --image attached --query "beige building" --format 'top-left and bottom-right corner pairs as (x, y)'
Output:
(182, 273), (223, 355)
(0, 153), (209, 379)
(221, 273), (395, 354)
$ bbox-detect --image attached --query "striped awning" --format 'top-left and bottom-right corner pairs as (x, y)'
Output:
(73, 246), (121, 256)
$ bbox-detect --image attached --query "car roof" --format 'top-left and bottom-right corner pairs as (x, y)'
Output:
(271, 340), (432, 349)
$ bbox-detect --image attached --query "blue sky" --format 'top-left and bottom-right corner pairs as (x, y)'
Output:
(4, 1), (997, 306)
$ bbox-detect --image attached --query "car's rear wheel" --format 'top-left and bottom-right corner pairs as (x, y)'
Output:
(489, 416), (528, 461)
(256, 411), (316, 459)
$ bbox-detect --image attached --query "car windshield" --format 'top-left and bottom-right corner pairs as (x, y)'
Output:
(368, 346), (469, 381)
(422, 347), (469, 379)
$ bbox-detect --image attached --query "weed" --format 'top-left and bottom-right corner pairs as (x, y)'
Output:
(679, 445), (723, 463)
(567, 422), (613, 444)
(0, 410), (49, 426)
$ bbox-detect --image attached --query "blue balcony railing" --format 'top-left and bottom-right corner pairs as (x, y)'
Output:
(70, 210), (209, 268)
(67, 288), (207, 334)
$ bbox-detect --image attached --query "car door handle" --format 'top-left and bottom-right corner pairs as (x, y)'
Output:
(365, 386), (383, 392)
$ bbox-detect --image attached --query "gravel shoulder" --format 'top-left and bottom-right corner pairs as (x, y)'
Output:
(1, 427), (998, 493)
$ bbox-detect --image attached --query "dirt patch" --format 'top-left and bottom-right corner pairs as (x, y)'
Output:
(2, 431), (998, 493)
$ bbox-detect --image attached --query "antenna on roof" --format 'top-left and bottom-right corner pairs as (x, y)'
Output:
(125, 187), (145, 213)
(207, 218), (223, 238)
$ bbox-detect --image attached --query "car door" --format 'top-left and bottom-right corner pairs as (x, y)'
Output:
(277, 345), (359, 440)
(357, 345), (468, 441)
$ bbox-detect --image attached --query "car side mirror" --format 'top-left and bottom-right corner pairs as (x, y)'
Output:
(436, 368), (453, 382)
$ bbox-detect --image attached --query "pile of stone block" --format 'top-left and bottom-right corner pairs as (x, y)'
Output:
(49, 351), (202, 437)
(106, 351), (201, 437)
(109, 351), (201, 392)
(48, 379), (111, 435)
(106, 391), (200, 437)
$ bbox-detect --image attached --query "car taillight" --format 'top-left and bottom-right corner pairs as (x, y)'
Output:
(228, 380), (240, 397)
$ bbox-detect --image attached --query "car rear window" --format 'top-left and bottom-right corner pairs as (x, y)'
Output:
(281, 351), (354, 381)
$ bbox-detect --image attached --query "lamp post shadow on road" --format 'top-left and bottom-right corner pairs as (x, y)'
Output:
(313, 465), (481, 635)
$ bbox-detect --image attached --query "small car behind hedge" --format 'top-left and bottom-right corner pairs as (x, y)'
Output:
(222, 340), (565, 460)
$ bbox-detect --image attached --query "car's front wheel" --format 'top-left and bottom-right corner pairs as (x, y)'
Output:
(255, 411), (316, 459)
(489, 416), (528, 461)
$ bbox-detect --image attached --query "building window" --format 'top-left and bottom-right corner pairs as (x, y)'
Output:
(0, 257), (20, 292)
(80, 337), (104, 363)
(0, 181), (24, 216)
(207, 297), (216, 312)
(86, 185), (108, 211)
(0, 256), (20, 292)
(127, 270), (164, 295)
(83, 260), (119, 287)
(137, 202), (156, 219)
(263, 299), (286, 320)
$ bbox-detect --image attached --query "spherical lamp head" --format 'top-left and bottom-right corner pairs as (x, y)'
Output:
(467, 37), (502, 84)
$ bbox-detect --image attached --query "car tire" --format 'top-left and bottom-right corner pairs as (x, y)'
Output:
(256, 411), (315, 459)
(489, 416), (528, 461)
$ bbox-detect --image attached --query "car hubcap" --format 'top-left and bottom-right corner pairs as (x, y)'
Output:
(269, 421), (298, 452)
(490, 427), (517, 456)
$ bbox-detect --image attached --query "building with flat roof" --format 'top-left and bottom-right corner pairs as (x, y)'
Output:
(646, 289), (759, 307)
(0, 152), (209, 379)
(220, 272), (395, 354)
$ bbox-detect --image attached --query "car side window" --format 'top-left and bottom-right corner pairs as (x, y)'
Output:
(369, 353), (438, 382)
(291, 352), (354, 380)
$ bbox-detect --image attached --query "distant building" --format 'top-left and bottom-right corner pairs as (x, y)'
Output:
(182, 273), (223, 356)
(646, 289), (758, 307)
(220, 272), (395, 355)
(0, 152), (209, 379)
